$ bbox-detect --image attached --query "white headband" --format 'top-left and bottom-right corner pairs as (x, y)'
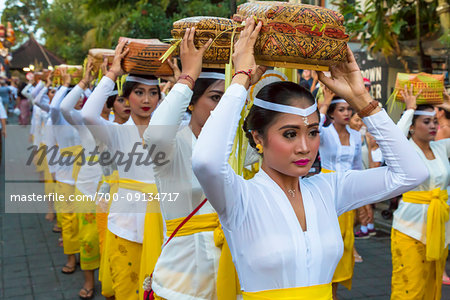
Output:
(126, 76), (159, 86)
(198, 72), (225, 80)
(253, 98), (317, 117)
(414, 110), (436, 117)
(108, 90), (118, 97)
(330, 99), (347, 105)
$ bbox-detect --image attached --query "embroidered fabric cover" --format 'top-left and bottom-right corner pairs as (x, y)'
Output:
(233, 1), (349, 69)
(394, 73), (444, 105)
(171, 3), (348, 70)
(171, 17), (238, 66)
(120, 37), (174, 76)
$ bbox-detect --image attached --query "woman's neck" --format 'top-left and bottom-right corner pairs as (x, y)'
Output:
(114, 116), (127, 124)
(437, 115), (450, 128)
(131, 114), (150, 137)
(189, 119), (201, 139)
(101, 111), (110, 121)
(131, 114), (150, 126)
(333, 121), (347, 133)
(261, 161), (300, 193)
(412, 136), (432, 154)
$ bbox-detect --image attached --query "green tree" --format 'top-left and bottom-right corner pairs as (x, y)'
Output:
(334, 0), (443, 72)
(1, 0), (49, 45)
(39, 0), (91, 64)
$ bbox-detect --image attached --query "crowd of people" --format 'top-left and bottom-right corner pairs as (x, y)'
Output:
(1, 17), (449, 300)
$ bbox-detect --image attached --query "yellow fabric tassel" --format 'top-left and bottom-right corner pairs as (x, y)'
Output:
(159, 39), (182, 64)
(402, 188), (449, 261)
(117, 75), (128, 97)
(387, 90), (405, 114)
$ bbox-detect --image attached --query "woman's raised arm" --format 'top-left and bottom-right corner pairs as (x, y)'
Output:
(193, 18), (265, 227)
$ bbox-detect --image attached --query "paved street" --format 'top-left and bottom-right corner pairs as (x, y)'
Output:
(0, 122), (449, 299)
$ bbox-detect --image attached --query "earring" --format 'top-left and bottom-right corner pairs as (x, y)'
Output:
(188, 104), (194, 112)
(410, 129), (415, 134)
(256, 144), (263, 154)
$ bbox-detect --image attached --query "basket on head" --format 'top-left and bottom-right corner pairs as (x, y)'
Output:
(171, 17), (240, 68)
(120, 37), (174, 76)
(34, 72), (44, 82)
(88, 48), (115, 73)
(53, 65), (83, 86)
(394, 73), (444, 105)
(233, 1), (349, 71)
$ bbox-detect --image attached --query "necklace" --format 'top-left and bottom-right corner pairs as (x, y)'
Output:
(287, 189), (296, 198)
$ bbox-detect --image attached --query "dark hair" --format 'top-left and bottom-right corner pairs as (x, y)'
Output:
(17, 82), (27, 99)
(324, 97), (354, 127)
(412, 104), (435, 125)
(188, 68), (224, 114)
(326, 96), (346, 119)
(123, 74), (161, 100)
(106, 93), (119, 109)
(243, 81), (318, 148)
(438, 107), (450, 119)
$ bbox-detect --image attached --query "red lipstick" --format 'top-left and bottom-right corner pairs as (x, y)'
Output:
(142, 107), (151, 111)
(294, 159), (310, 166)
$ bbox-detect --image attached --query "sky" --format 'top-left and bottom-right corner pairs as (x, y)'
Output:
(0, 1), (5, 15)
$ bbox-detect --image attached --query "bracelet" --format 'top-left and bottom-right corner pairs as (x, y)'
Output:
(358, 100), (379, 118)
(178, 74), (195, 90)
(232, 69), (252, 80)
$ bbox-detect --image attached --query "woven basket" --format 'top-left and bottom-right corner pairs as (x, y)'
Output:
(42, 69), (51, 78)
(233, 1), (349, 70)
(34, 72), (43, 82)
(53, 65), (83, 86)
(171, 17), (239, 67)
(88, 48), (115, 73)
(394, 73), (444, 105)
(120, 37), (173, 76)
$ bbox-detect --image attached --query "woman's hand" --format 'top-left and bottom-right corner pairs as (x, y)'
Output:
(310, 70), (318, 92)
(232, 17), (266, 88)
(79, 58), (95, 90)
(318, 46), (374, 112)
(443, 88), (450, 103)
(45, 71), (53, 87)
(319, 85), (335, 114)
(179, 27), (212, 81)
(106, 40), (129, 81)
(400, 84), (421, 110)
(160, 58), (181, 84)
(161, 81), (173, 94)
(100, 57), (109, 76)
(61, 68), (71, 87)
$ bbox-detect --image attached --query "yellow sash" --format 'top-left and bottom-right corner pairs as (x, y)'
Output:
(118, 177), (156, 194)
(242, 283), (332, 300)
(59, 145), (89, 180)
(321, 168), (355, 288)
(402, 188), (449, 261)
(102, 170), (120, 197)
(35, 142), (47, 172)
(112, 177), (163, 300)
(165, 213), (240, 300)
